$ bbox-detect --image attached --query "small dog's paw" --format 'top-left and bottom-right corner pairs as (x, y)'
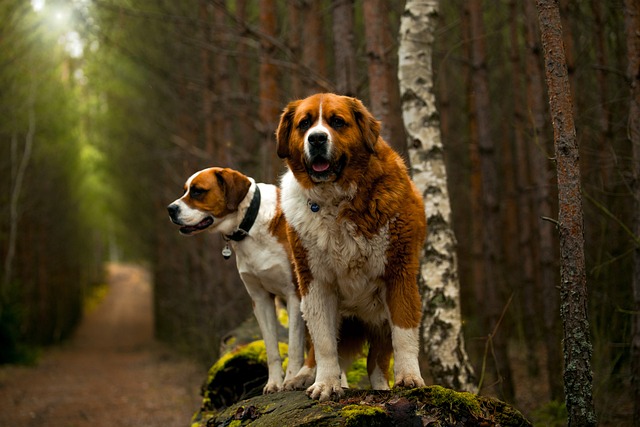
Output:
(394, 373), (425, 389)
(263, 381), (281, 394)
(282, 366), (316, 390)
(282, 374), (314, 390)
(306, 379), (344, 402)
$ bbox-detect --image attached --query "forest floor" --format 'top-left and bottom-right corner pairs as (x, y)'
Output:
(0, 263), (203, 427)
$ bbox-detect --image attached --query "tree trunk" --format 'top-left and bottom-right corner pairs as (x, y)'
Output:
(468, 0), (514, 401)
(398, 0), (477, 393)
(301, 0), (327, 95)
(363, 0), (407, 158)
(624, 0), (640, 424)
(363, 0), (386, 115)
(508, 0), (539, 377)
(233, 0), (254, 171)
(199, 0), (215, 157)
(213, 0), (231, 166)
(2, 82), (36, 292)
(536, 1), (596, 425)
(332, 0), (356, 96)
(461, 1), (485, 323)
(258, 0), (280, 182)
(523, 0), (564, 401)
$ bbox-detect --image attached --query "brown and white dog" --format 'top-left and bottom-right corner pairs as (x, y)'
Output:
(276, 93), (427, 401)
(167, 167), (311, 394)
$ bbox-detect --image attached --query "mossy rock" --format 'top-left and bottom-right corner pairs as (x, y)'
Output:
(202, 340), (289, 410)
(193, 386), (532, 426)
(193, 341), (532, 426)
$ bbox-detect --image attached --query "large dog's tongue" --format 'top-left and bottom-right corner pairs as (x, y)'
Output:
(312, 160), (330, 173)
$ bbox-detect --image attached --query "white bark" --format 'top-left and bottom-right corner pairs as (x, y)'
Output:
(398, 0), (477, 392)
(3, 82), (36, 290)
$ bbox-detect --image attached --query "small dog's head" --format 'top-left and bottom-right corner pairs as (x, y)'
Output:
(167, 167), (251, 235)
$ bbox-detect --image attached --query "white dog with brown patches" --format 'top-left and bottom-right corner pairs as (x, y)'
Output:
(276, 93), (426, 402)
(167, 167), (313, 394)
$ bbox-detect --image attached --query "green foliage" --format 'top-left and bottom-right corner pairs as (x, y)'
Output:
(345, 355), (369, 387)
(0, 0), (109, 360)
(0, 283), (40, 365)
(530, 401), (568, 427)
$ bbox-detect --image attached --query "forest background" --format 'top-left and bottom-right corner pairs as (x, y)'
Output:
(0, 0), (637, 424)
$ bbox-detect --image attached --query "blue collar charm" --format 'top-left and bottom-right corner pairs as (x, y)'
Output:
(308, 200), (320, 213)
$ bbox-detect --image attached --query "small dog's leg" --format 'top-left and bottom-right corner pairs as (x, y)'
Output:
(244, 278), (284, 394)
(283, 292), (304, 383)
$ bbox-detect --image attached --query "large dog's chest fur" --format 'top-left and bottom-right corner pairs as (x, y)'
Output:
(281, 171), (390, 324)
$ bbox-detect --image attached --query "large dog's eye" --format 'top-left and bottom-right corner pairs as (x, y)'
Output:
(299, 117), (311, 131)
(190, 187), (206, 198)
(330, 116), (345, 129)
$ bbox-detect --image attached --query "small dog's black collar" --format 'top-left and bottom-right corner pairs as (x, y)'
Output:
(225, 185), (261, 242)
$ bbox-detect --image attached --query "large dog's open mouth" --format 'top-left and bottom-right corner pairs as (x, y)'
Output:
(179, 216), (214, 235)
(306, 155), (346, 182)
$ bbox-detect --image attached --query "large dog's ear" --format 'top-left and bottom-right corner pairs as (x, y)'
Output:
(275, 100), (300, 159)
(349, 97), (380, 153)
(215, 168), (251, 211)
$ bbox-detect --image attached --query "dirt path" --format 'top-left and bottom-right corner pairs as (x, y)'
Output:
(0, 263), (203, 427)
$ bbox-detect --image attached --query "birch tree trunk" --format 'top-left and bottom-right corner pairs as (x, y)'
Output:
(3, 82), (36, 292)
(398, 0), (476, 392)
(536, 1), (596, 425)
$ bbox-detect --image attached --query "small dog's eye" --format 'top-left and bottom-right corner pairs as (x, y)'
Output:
(299, 118), (311, 131)
(330, 117), (345, 129)
(190, 187), (206, 197)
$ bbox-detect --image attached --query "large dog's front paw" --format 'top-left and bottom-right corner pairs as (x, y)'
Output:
(282, 366), (316, 390)
(263, 381), (281, 394)
(394, 373), (425, 389)
(306, 379), (344, 402)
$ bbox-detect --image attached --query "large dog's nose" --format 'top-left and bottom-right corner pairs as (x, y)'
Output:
(308, 132), (328, 148)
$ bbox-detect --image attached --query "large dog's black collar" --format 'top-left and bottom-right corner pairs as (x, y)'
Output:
(225, 185), (261, 242)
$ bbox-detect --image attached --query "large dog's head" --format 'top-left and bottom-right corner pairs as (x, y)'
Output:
(167, 167), (251, 235)
(276, 93), (381, 188)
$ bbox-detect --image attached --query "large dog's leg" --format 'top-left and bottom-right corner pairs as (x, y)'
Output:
(301, 284), (342, 401)
(242, 274), (283, 394)
(385, 285), (425, 387)
(283, 292), (304, 383)
(390, 325), (424, 388)
(367, 326), (393, 390)
(384, 218), (426, 389)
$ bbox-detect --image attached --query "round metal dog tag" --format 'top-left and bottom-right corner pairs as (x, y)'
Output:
(222, 245), (232, 259)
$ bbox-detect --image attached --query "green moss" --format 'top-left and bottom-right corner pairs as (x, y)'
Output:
(427, 385), (483, 417)
(277, 307), (289, 327)
(340, 404), (387, 427)
(208, 340), (290, 382)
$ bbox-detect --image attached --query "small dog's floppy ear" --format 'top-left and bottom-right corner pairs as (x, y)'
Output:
(350, 97), (380, 153)
(275, 100), (300, 159)
(215, 168), (251, 211)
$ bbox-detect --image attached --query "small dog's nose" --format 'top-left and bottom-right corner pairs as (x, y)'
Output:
(167, 204), (179, 218)
(308, 132), (328, 147)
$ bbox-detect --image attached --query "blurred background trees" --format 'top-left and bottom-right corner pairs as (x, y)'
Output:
(1, 0), (638, 424)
